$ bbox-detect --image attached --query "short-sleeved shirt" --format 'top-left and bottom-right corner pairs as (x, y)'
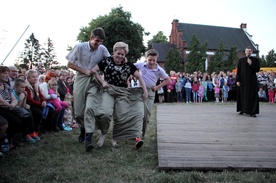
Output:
(65, 42), (110, 70)
(98, 57), (137, 87)
(134, 62), (169, 88)
(0, 83), (13, 104)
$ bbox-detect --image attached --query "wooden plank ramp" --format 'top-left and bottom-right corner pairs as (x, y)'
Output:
(156, 102), (276, 171)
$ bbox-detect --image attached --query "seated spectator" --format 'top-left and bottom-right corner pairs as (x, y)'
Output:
(0, 115), (8, 156)
(63, 93), (77, 128)
(25, 69), (49, 133)
(57, 70), (70, 101)
(6, 65), (18, 89)
(13, 78), (40, 143)
(0, 66), (22, 148)
(258, 87), (267, 102)
(39, 71), (65, 131)
(47, 79), (69, 113)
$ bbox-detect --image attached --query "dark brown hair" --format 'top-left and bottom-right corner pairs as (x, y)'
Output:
(0, 66), (10, 73)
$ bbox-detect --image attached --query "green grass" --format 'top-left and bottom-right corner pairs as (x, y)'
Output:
(1, 104), (276, 183)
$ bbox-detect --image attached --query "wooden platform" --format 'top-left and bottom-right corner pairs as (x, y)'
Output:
(156, 102), (276, 170)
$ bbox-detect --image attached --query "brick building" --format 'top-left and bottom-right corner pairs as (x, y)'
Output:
(152, 19), (259, 70)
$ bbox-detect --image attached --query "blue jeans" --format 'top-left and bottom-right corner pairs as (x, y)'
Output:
(185, 88), (191, 102)
(193, 91), (198, 102)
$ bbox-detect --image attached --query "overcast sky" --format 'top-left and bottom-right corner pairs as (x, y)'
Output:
(0, 0), (275, 66)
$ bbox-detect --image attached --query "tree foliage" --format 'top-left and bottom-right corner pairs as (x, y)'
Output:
(19, 34), (60, 70)
(164, 48), (182, 73)
(224, 46), (238, 72)
(42, 38), (58, 69)
(265, 49), (276, 67)
(21, 33), (40, 69)
(185, 35), (207, 73)
(77, 6), (147, 62)
(147, 31), (168, 49)
(208, 41), (225, 73)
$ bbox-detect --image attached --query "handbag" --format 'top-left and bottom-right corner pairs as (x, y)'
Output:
(11, 107), (31, 118)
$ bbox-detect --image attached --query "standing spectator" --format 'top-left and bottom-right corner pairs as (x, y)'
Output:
(130, 75), (140, 88)
(157, 78), (165, 103)
(236, 46), (260, 117)
(166, 79), (175, 103)
(206, 75), (214, 101)
(192, 79), (199, 103)
(198, 81), (204, 103)
(222, 81), (230, 102)
(227, 75), (236, 101)
(175, 78), (182, 102)
(202, 76), (208, 101)
(267, 82), (275, 103)
(214, 83), (220, 103)
(184, 76), (192, 103)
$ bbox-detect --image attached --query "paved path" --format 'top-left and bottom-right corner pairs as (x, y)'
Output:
(156, 102), (276, 170)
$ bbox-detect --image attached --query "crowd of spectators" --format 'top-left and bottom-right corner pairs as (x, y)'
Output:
(151, 70), (276, 104)
(0, 65), (76, 156)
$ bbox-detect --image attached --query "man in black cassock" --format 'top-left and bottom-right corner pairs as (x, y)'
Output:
(236, 46), (260, 117)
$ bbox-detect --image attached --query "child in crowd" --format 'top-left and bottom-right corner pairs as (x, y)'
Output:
(198, 81), (204, 103)
(222, 82), (230, 102)
(63, 93), (78, 128)
(47, 79), (69, 114)
(192, 79), (199, 103)
(175, 78), (182, 102)
(47, 79), (72, 131)
(258, 87), (267, 102)
(13, 78), (40, 143)
(268, 82), (275, 103)
(214, 83), (220, 103)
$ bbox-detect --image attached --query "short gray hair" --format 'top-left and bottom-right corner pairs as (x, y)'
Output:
(113, 42), (129, 54)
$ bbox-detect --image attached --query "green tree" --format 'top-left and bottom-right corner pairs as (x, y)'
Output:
(164, 48), (182, 73)
(185, 35), (207, 73)
(77, 6), (148, 62)
(147, 31), (168, 49)
(42, 38), (59, 69)
(259, 55), (267, 67)
(265, 49), (276, 67)
(21, 33), (41, 69)
(224, 46), (238, 72)
(208, 41), (224, 73)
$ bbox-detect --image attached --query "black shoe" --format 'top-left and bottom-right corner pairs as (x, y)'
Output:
(85, 133), (93, 152)
(85, 143), (94, 152)
(78, 127), (85, 143)
(250, 114), (256, 117)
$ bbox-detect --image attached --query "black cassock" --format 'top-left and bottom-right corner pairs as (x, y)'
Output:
(236, 56), (260, 114)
